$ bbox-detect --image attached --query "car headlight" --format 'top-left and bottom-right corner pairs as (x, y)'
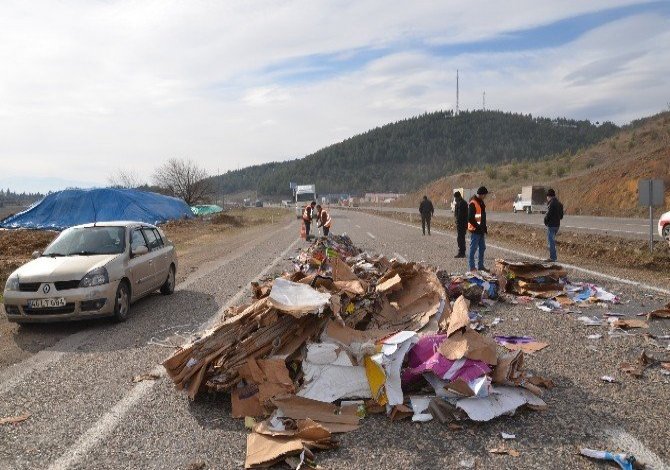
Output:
(79, 267), (109, 288)
(4, 275), (19, 292)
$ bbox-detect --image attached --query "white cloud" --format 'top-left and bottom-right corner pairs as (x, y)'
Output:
(0, 0), (666, 191)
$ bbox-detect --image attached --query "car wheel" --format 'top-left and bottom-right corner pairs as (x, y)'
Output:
(160, 265), (176, 295)
(663, 225), (670, 242)
(526, 207), (532, 214)
(513, 207), (517, 214)
(113, 281), (131, 323)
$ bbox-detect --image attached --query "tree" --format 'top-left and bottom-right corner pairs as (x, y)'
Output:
(153, 158), (212, 205)
(108, 169), (144, 189)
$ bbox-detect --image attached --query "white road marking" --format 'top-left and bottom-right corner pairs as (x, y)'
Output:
(367, 232), (376, 239)
(606, 428), (667, 469)
(46, 236), (303, 470)
(383, 218), (670, 296)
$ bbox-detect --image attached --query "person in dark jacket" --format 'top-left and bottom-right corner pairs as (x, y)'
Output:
(419, 195), (434, 235)
(453, 191), (468, 258)
(468, 186), (488, 271)
(544, 188), (563, 262)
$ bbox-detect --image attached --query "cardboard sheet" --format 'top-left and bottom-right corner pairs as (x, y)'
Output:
(298, 343), (372, 402)
(244, 433), (304, 469)
(445, 296), (470, 337)
(456, 386), (547, 422)
(438, 329), (498, 365)
(271, 395), (360, 429)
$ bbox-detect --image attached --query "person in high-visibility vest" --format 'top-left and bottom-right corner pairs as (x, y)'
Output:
(467, 186), (489, 272)
(302, 201), (316, 239)
(316, 204), (332, 236)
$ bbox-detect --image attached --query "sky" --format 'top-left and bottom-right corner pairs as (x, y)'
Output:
(1, 0), (669, 193)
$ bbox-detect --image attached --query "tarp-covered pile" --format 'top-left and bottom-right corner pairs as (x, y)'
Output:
(191, 204), (224, 216)
(0, 188), (193, 230)
(164, 236), (553, 469)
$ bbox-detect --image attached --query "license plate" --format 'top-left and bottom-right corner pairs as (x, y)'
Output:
(28, 298), (66, 309)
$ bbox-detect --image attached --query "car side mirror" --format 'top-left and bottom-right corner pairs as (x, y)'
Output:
(32, 250), (41, 259)
(132, 245), (149, 257)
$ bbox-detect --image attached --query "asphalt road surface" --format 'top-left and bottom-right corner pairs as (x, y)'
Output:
(364, 205), (662, 241)
(1, 212), (669, 469)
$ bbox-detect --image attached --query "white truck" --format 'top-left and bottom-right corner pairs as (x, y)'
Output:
(513, 186), (548, 214)
(450, 188), (477, 211)
(294, 184), (317, 218)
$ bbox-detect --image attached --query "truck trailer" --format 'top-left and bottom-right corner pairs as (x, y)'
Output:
(450, 188), (477, 211)
(513, 186), (547, 214)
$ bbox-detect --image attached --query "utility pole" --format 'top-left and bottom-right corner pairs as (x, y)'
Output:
(456, 69), (459, 116)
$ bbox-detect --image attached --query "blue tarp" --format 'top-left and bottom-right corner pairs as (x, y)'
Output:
(0, 188), (193, 230)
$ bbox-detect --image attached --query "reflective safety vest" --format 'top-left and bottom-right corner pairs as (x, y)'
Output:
(320, 210), (332, 228)
(467, 197), (482, 233)
(302, 205), (312, 221)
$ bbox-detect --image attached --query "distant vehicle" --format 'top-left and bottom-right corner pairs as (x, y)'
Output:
(659, 211), (670, 246)
(3, 221), (177, 324)
(513, 186), (548, 214)
(294, 184), (317, 218)
(255, 200), (263, 207)
(450, 188), (477, 211)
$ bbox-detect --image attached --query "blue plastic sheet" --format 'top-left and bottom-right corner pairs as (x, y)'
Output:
(0, 188), (193, 230)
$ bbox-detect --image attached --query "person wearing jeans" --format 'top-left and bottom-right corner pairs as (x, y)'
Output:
(544, 188), (563, 262)
(467, 186), (489, 271)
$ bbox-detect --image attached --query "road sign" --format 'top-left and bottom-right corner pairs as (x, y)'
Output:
(638, 179), (664, 207)
(638, 179), (665, 253)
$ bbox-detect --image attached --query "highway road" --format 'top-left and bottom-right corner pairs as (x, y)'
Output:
(0, 211), (669, 469)
(362, 205), (662, 241)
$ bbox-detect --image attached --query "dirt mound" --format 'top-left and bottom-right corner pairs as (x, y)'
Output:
(0, 229), (57, 291)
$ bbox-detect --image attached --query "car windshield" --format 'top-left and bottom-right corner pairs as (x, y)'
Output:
(43, 226), (126, 256)
(296, 193), (316, 203)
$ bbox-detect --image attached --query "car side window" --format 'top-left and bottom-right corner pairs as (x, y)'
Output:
(151, 229), (164, 248)
(131, 229), (148, 254)
(142, 228), (161, 251)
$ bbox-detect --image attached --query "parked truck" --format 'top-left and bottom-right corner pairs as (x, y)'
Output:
(294, 184), (317, 218)
(513, 186), (547, 214)
(450, 188), (477, 211)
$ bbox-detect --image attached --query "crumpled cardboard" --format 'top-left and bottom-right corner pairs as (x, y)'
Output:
(611, 318), (648, 330)
(455, 386), (547, 422)
(442, 296), (471, 337)
(297, 343), (371, 402)
(647, 302), (670, 320)
(439, 328), (498, 365)
(231, 358), (296, 418)
(620, 351), (654, 378)
(271, 395), (360, 433)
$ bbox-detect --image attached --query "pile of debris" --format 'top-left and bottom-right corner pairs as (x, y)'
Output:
(164, 236), (552, 469)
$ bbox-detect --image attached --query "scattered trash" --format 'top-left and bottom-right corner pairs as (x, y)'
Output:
(494, 336), (549, 354)
(163, 237), (555, 467)
(647, 302), (670, 320)
(579, 448), (638, 470)
(619, 351), (654, 378)
(587, 334), (602, 340)
(495, 260), (566, 298)
(501, 432), (516, 439)
(601, 375), (617, 383)
(489, 446), (520, 457)
(132, 373), (160, 383)
(609, 318), (648, 330)
(0, 414), (31, 426)
(577, 316), (602, 326)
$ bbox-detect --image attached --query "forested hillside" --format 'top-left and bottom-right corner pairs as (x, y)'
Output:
(211, 110), (618, 197)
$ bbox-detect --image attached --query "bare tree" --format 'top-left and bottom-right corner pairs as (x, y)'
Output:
(153, 158), (212, 205)
(108, 169), (144, 189)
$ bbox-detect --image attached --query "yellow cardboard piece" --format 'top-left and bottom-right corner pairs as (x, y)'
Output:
(364, 355), (388, 406)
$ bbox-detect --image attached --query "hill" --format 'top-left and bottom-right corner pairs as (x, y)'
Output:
(211, 110), (618, 197)
(394, 111), (670, 217)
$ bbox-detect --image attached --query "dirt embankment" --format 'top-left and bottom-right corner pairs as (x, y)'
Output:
(394, 111), (670, 218)
(362, 208), (670, 275)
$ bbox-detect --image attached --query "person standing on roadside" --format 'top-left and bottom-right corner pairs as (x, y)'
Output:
(419, 195), (434, 236)
(453, 191), (468, 258)
(544, 188), (563, 262)
(302, 201), (316, 239)
(468, 186), (489, 271)
(316, 204), (332, 236)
